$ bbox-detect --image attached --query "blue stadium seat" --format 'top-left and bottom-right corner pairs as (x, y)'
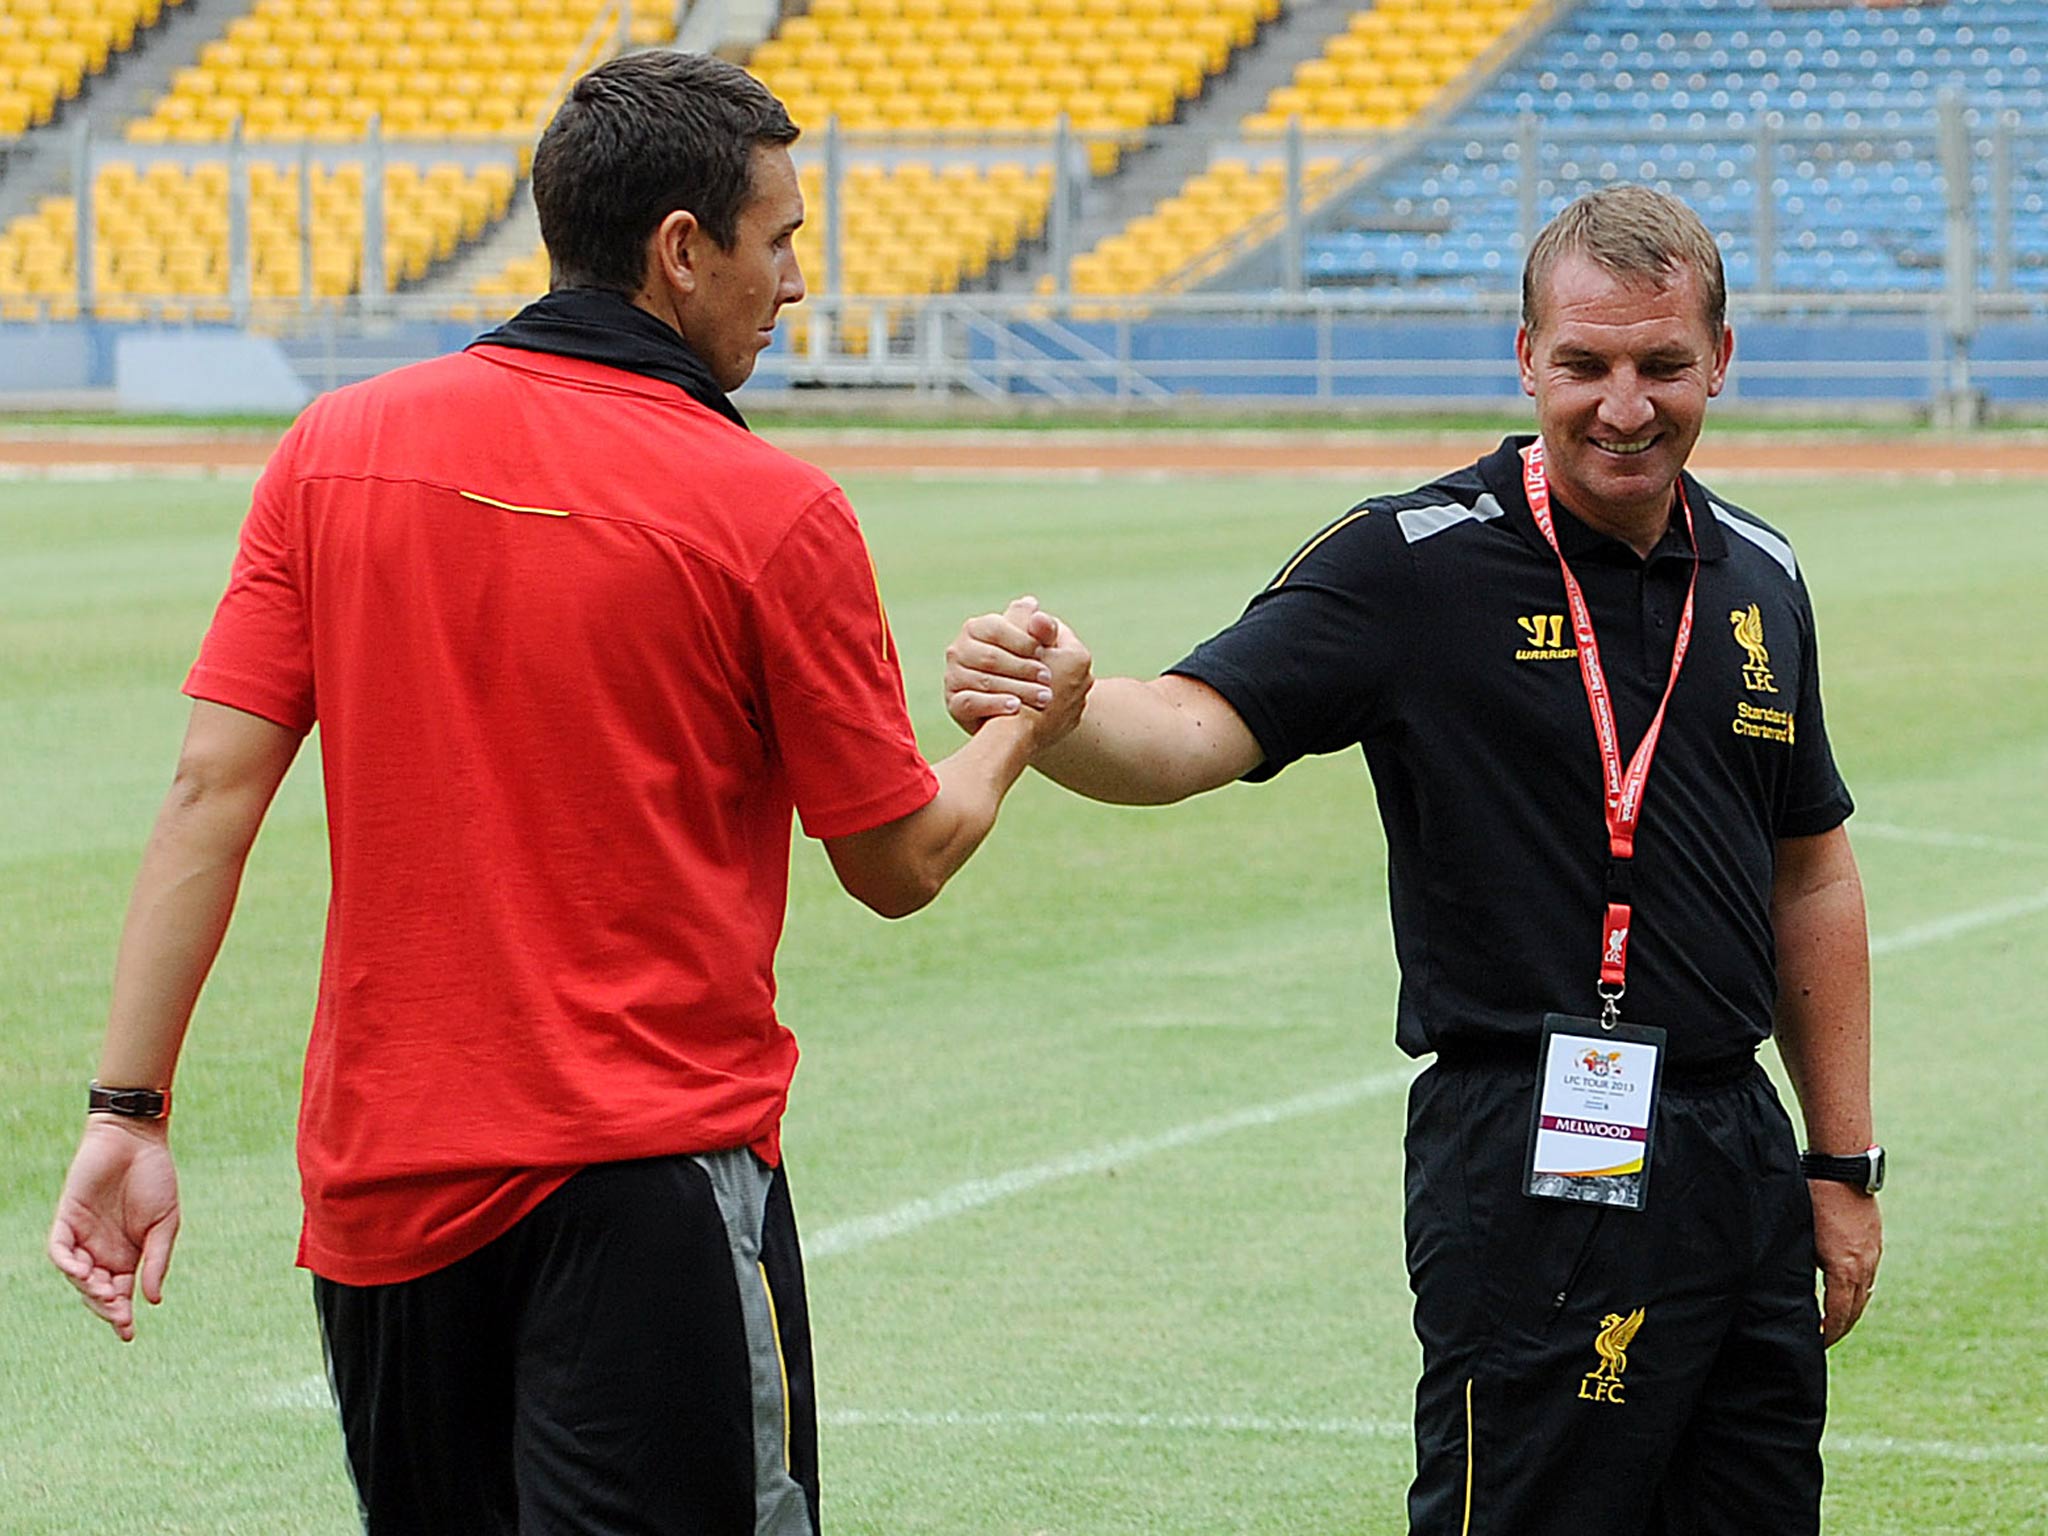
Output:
(1309, 0), (2048, 296)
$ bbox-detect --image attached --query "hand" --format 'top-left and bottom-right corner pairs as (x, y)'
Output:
(1808, 1180), (1881, 1347)
(944, 596), (1062, 733)
(1027, 620), (1094, 750)
(49, 1116), (181, 1342)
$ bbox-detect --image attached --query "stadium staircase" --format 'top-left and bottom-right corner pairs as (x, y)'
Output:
(0, 0), (246, 218)
(1043, 0), (1563, 296)
(1004, 0), (1353, 293)
(440, 0), (1309, 344)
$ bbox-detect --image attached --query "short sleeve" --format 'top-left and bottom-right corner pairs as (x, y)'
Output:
(752, 488), (938, 839)
(1168, 504), (1408, 781)
(184, 421), (317, 734)
(1776, 577), (1854, 838)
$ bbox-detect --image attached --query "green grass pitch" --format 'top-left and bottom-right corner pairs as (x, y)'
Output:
(3, 464), (2045, 1534)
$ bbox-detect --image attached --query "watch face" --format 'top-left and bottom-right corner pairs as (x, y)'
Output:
(1868, 1147), (1886, 1193)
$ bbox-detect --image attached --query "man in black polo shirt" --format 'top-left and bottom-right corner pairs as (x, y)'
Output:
(944, 185), (1881, 1534)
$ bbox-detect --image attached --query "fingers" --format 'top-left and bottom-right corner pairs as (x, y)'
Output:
(956, 619), (1054, 677)
(139, 1211), (180, 1307)
(1808, 1182), (1881, 1349)
(47, 1217), (92, 1283)
(1820, 1268), (1875, 1348)
(946, 599), (1063, 735)
(1008, 599), (1060, 649)
(949, 689), (1032, 726)
(949, 647), (1053, 700)
(65, 1260), (137, 1340)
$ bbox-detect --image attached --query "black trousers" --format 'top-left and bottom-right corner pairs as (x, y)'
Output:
(1404, 1056), (1826, 1536)
(314, 1153), (821, 1536)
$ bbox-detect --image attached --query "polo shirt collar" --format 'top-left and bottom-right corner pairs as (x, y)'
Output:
(470, 287), (748, 430)
(1480, 434), (1728, 568)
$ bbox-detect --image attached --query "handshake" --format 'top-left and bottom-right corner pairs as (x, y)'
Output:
(944, 595), (1094, 752)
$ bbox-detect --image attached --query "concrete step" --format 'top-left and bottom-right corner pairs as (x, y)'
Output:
(427, 183), (541, 297)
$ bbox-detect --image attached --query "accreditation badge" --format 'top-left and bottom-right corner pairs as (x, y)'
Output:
(1524, 1014), (1667, 1211)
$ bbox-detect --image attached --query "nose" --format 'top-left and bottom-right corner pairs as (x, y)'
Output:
(1597, 369), (1655, 435)
(781, 249), (806, 309)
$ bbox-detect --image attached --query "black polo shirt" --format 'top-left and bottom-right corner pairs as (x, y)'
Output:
(1171, 436), (1853, 1076)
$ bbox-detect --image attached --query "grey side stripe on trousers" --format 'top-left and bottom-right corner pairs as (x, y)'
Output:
(693, 1148), (814, 1536)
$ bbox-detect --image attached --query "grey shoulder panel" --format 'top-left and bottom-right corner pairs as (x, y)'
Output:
(1397, 492), (1507, 545)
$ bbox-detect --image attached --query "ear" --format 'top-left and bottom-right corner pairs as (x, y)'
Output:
(1707, 323), (1734, 397)
(1514, 324), (1538, 398)
(644, 208), (703, 301)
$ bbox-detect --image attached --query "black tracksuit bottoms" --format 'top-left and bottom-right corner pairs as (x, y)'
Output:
(1404, 1054), (1827, 1536)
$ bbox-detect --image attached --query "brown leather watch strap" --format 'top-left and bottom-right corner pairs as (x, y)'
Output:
(87, 1082), (171, 1120)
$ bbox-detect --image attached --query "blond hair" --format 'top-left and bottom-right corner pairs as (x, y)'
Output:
(1521, 184), (1727, 336)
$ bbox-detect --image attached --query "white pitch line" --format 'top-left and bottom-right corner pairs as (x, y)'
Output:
(1828, 1433), (2048, 1465)
(824, 1408), (2047, 1465)
(1871, 887), (2048, 957)
(811, 881), (2048, 1264)
(257, 1382), (2048, 1465)
(825, 1407), (1409, 1440)
(804, 1067), (1417, 1260)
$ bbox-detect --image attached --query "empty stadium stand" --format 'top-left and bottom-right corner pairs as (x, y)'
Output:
(1058, 0), (1541, 295)
(124, 0), (614, 143)
(1, 0), (187, 134)
(1307, 0), (2048, 294)
(745, 0), (1278, 174)
(461, 159), (1054, 354)
(0, 156), (515, 317)
(1247, 0), (1535, 134)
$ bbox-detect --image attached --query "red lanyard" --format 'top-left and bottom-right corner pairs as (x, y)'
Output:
(1521, 440), (1699, 1024)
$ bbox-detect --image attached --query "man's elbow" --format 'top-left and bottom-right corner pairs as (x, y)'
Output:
(841, 862), (946, 920)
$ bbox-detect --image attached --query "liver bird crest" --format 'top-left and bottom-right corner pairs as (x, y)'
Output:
(1591, 1307), (1646, 1381)
(1729, 604), (1776, 692)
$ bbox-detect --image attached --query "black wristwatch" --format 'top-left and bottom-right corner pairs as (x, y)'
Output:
(1800, 1144), (1884, 1194)
(88, 1082), (171, 1120)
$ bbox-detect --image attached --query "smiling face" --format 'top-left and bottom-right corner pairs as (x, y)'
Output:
(657, 143), (806, 393)
(1516, 251), (1733, 550)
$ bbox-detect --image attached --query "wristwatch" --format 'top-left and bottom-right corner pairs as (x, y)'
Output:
(87, 1082), (171, 1120)
(1800, 1144), (1885, 1194)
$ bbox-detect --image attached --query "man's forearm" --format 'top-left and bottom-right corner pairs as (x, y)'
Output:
(824, 713), (1040, 919)
(913, 711), (1040, 891)
(97, 774), (274, 1087)
(1029, 676), (1261, 806)
(96, 703), (301, 1088)
(1771, 831), (1873, 1151)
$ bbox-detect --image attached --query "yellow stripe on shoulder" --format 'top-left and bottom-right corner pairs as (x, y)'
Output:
(1270, 506), (1371, 589)
(458, 489), (573, 519)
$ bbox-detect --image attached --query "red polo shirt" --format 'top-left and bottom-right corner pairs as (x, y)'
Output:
(187, 345), (937, 1285)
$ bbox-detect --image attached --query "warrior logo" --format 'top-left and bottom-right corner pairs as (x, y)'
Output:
(1729, 604), (1777, 693)
(1516, 614), (1574, 661)
(1578, 1307), (1646, 1405)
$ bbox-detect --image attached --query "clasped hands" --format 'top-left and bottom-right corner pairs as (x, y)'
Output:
(945, 595), (1092, 744)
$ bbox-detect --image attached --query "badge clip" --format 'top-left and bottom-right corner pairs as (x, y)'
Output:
(1597, 983), (1624, 1032)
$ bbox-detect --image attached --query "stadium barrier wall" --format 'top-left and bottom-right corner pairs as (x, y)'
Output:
(4, 299), (2047, 413)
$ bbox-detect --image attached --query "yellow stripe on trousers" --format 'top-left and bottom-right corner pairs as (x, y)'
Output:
(1463, 1377), (1475, 1535)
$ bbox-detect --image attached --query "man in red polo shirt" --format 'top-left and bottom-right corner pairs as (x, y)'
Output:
(47, 52), (1089, 1535)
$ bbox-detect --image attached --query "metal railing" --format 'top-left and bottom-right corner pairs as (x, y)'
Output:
(4, 92), (2047, 411)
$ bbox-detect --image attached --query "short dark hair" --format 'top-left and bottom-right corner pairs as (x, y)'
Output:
(532, 51), (799, 293)
(1522, 183), (1727, 338)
